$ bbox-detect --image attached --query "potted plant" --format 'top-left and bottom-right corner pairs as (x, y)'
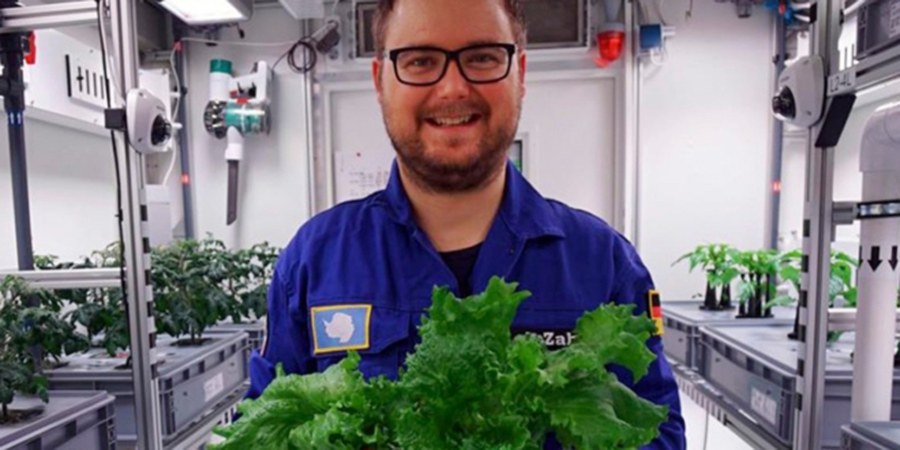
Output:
(0, 276), (88, 422)
(782, 250), (859, 341)
(38, 244), (131, 357)
(732, 249), (797, 319)
(152, 237), (234, 346)
(234, 242), (279, 322)
(672, 244), (740, 311)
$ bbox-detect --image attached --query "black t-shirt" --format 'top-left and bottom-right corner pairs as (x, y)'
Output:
(439, 243), (483, 298)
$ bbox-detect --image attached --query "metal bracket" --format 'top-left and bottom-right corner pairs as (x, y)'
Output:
(834, 201), (859, 225)
(0, 2), (98, 35)
(829, 308), (900, 331)
(0, 268), (122, 290)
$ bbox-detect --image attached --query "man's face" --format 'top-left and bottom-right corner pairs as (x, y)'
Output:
(373, 0), (526, 193)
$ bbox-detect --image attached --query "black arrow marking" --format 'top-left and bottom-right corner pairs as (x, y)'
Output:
(869, 246), (883, 272)
(890, 246), (899, 271)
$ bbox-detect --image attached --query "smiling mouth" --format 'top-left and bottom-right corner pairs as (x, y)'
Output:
(425, 114), (482, 127)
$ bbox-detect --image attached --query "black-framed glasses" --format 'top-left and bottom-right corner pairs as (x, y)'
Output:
(386, 43), (517, 87)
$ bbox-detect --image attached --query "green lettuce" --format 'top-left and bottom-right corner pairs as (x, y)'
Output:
(212, 277), (668, 450)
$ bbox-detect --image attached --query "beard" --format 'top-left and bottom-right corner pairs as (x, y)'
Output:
(383, 97), (521, 193)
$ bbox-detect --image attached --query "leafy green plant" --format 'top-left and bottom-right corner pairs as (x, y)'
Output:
(673, 244), (740, 309)
(0, 276), (89, 423)
(152, 238), (234, 345)
(235, 242), (279, 321)
(781, 250), (860, 342)
(778, 250), (858, 307)
(212, 277), (668, 450)
(673, 244), (740, 288)
(38, 244), (130, 357)
(732, 249), (798, 317)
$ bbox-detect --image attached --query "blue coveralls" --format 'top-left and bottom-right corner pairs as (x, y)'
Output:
(247, 159), (686, 449)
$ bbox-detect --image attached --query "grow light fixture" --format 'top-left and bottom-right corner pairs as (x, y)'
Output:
(156, 0), (253, 25)
(857, 200), (900, 219)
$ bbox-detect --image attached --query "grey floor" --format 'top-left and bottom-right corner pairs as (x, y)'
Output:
(682, 394), (754, 450)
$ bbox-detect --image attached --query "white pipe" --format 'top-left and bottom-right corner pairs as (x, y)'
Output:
(225, 126), (244, 162)
(210, 70), (231, 101)
(604, 0), (622, 23)
(851, 101), (900, 422)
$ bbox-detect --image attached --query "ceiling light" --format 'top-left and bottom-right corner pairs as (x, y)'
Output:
(157, 0), (253, 25)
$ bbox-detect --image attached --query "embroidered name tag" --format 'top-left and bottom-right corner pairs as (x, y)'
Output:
(512, 329), (577, 351)
(310, 304), (372, 354)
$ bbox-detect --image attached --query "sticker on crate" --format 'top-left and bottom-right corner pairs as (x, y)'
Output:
(750, 387), (779, 426)
(204, 372), (226, 403)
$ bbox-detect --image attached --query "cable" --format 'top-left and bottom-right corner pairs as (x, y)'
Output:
(163, 43), (182, 186)
(181, 36), (317, 72)
(95, 0), (130, 330)
(280, 39), (317, 74)
(169, 44), (182, 124)
(180, 36), (300, 47)
(96, 0), (123, 102)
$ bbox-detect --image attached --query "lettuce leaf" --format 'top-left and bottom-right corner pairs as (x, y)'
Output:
(211, 277), (668, 450)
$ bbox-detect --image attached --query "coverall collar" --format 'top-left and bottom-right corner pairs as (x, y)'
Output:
(379, 158), (566, 240)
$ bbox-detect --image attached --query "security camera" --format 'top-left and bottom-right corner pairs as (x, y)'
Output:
(773, 56), (825, 128)
(127, 89), (172, 154)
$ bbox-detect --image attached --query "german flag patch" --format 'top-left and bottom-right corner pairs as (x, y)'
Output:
(647, 290), (664, 336)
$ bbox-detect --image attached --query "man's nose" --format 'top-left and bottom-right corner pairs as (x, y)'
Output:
(434, 59), (471, 99)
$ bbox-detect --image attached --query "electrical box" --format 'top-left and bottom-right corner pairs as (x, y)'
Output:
(857, 0), (900, 60)
(352, 0), (587, 59)
(146, 184), (174, 247)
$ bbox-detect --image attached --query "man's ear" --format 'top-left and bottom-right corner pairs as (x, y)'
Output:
(373, 58), (384, 104)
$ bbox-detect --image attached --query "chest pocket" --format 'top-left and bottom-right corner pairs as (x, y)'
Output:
(307, 302), (411, 380)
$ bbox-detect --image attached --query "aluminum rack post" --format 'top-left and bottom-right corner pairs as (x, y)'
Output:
(0, 0), (35, 277)
(794, 0), (843, 447)
(107, 0), (163, 449)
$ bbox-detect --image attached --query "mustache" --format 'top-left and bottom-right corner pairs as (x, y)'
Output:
(418, 102), (488, 119)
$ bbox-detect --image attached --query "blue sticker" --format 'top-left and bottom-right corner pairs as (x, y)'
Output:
(310, 304), (372, 354)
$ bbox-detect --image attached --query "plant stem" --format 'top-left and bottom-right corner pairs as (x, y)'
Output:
(2, 402), (7, 422)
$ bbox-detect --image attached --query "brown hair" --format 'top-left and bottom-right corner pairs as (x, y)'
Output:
(372, 0), (527, 57)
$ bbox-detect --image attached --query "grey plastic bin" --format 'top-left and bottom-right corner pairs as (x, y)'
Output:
(0, 391), (116, 450)
(661, 300), (795, 369)
(208, 319), (265, 351)
(699, 323), (900, 449)
(45, 331), (250, 446)
(842, 422), (900, 450)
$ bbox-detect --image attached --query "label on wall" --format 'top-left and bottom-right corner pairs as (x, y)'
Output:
(334, 150), (394, 203)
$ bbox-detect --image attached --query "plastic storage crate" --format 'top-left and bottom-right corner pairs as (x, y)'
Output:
(698, 323), (900, 449)
(661, 301), (795, 369)
(45, 331), (251, 447)
(209, 319), (265, 351)
(0, 391), (116, 450)
(842, 422), (900, 450)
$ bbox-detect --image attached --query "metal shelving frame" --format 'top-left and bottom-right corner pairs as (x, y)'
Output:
(0, 1), (163, 449)
(669, 0), (900, 448)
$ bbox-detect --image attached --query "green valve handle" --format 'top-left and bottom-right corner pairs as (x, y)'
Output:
(210, 59), (233, 74)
